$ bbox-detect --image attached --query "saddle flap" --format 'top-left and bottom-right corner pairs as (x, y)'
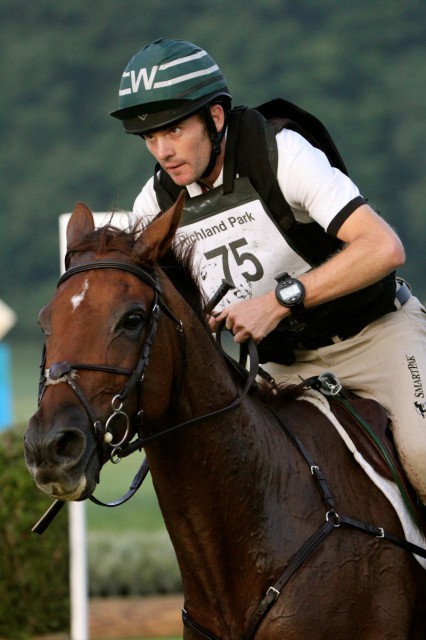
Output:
(329, 394), (425, 530)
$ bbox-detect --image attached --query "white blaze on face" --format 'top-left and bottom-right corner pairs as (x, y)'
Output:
(71, 278), (89, 311)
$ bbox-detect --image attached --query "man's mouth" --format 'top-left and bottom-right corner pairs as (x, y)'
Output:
(164, 162), (185, 172)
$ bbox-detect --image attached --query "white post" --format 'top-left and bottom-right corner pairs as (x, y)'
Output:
(69, 502), (89, 640)
(59, 215), (89, 640)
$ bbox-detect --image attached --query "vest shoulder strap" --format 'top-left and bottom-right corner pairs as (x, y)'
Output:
(231, 105), (342, 265)
(255, 98), (348, 175)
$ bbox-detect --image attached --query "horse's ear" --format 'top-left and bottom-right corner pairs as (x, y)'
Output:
(66, 202), (95, 250)
(135, 190), (185, 263)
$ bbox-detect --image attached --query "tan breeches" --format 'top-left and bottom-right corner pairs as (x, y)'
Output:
(263, 296), (426, 503)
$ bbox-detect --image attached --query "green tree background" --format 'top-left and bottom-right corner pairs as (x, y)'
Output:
(1, 0), (425, 341)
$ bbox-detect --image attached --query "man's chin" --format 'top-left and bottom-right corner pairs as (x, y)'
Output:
(169, 175), (192, 186)
(164, 167), (195, 186)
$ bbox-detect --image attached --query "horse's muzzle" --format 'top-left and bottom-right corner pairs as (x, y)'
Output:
(24, 410), (98, 500)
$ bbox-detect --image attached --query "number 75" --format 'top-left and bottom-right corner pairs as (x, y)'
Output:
(204, 238), (264, 286)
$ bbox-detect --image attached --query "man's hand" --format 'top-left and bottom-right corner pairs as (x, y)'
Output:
(209, 291), (289, 343)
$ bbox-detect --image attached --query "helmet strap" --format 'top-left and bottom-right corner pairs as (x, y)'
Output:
(200, 105), (227, 179)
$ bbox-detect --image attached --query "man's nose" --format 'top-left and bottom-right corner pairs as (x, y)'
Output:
(155, 137), (174, 161)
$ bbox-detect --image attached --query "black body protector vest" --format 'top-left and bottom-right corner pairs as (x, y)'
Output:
(153, 99), (396, 364)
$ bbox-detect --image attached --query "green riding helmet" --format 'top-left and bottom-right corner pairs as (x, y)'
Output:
(110, 38), (232, 136)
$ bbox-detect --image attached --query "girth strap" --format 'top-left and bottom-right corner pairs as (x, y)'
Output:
(305, 373), (422, 527)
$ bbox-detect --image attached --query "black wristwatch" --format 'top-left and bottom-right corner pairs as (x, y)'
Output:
(275, 272), (306, 321)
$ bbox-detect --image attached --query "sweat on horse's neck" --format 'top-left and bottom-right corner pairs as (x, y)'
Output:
(142, 311), (297, 632)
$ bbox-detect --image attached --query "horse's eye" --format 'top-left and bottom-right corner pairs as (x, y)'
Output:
(122, 312), (145, 332)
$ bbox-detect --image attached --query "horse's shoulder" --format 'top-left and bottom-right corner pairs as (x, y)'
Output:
(265, 389), (342, 446)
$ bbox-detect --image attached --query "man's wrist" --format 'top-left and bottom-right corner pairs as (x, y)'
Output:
(274, 272), (306, 321)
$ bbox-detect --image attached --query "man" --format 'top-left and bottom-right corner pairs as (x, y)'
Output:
(111, 38), (426, 503)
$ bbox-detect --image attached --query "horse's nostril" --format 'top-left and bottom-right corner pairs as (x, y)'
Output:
(54, 430), (85, 460)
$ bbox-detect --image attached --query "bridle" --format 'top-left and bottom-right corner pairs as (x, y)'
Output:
(34, 260), (258, 532)
(39, 260), (185, 463)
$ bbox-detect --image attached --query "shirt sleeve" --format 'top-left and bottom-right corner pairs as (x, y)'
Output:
(276, 129), (366, 235)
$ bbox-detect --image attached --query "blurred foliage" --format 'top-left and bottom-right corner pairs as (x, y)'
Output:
(1, 0), (425, 340)
(0, 424), (69, 639)
(88, 530), (181, 597)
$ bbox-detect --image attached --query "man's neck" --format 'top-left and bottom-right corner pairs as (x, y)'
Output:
(198, 139), (226, 189)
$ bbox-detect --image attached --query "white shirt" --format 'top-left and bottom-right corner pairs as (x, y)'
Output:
(133, 128), (362, 235)
(132, 129), (363, 308)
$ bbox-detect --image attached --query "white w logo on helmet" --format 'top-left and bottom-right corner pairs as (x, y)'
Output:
(120, 66), (159, 95)
(119, 50), (219, 96)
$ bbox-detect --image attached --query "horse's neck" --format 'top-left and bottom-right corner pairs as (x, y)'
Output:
(146, 313), (297, 624)
(164, 290), (240, 420)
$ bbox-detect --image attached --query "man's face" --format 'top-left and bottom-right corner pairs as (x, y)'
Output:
(144, 114), (212, 186)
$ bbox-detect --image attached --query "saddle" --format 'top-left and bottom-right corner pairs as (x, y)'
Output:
(305, 374), (425, 531)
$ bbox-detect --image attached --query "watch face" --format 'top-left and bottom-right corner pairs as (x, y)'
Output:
(276, 279), (305, 306)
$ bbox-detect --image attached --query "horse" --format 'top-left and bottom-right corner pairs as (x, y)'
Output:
(24, 195), (426, 639)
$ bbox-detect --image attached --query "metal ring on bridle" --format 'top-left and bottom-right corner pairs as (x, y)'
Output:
(104, 395), (131, 448)
(111, 395), (124, 412)
(326, 510), (341, 527)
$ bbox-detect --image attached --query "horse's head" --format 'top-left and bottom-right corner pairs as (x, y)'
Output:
(24, 193), (186, 501)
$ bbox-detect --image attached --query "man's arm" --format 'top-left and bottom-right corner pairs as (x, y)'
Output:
(211, 203), (405, 343)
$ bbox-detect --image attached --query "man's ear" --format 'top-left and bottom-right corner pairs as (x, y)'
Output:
(210, 104), (225, 133)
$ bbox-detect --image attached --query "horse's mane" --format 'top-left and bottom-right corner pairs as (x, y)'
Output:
(67, 217), (295, 402)
(66, 217), (208, 322)
(159, 243), (208, 322)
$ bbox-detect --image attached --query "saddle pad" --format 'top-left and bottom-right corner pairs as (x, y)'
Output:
(299, 389), (426, 569)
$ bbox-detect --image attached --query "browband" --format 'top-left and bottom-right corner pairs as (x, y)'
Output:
(57, 261), (159, 292)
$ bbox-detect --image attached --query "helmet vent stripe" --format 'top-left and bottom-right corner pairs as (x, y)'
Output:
(154, 65), (219, 89)
(159, 49), (208, 71)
